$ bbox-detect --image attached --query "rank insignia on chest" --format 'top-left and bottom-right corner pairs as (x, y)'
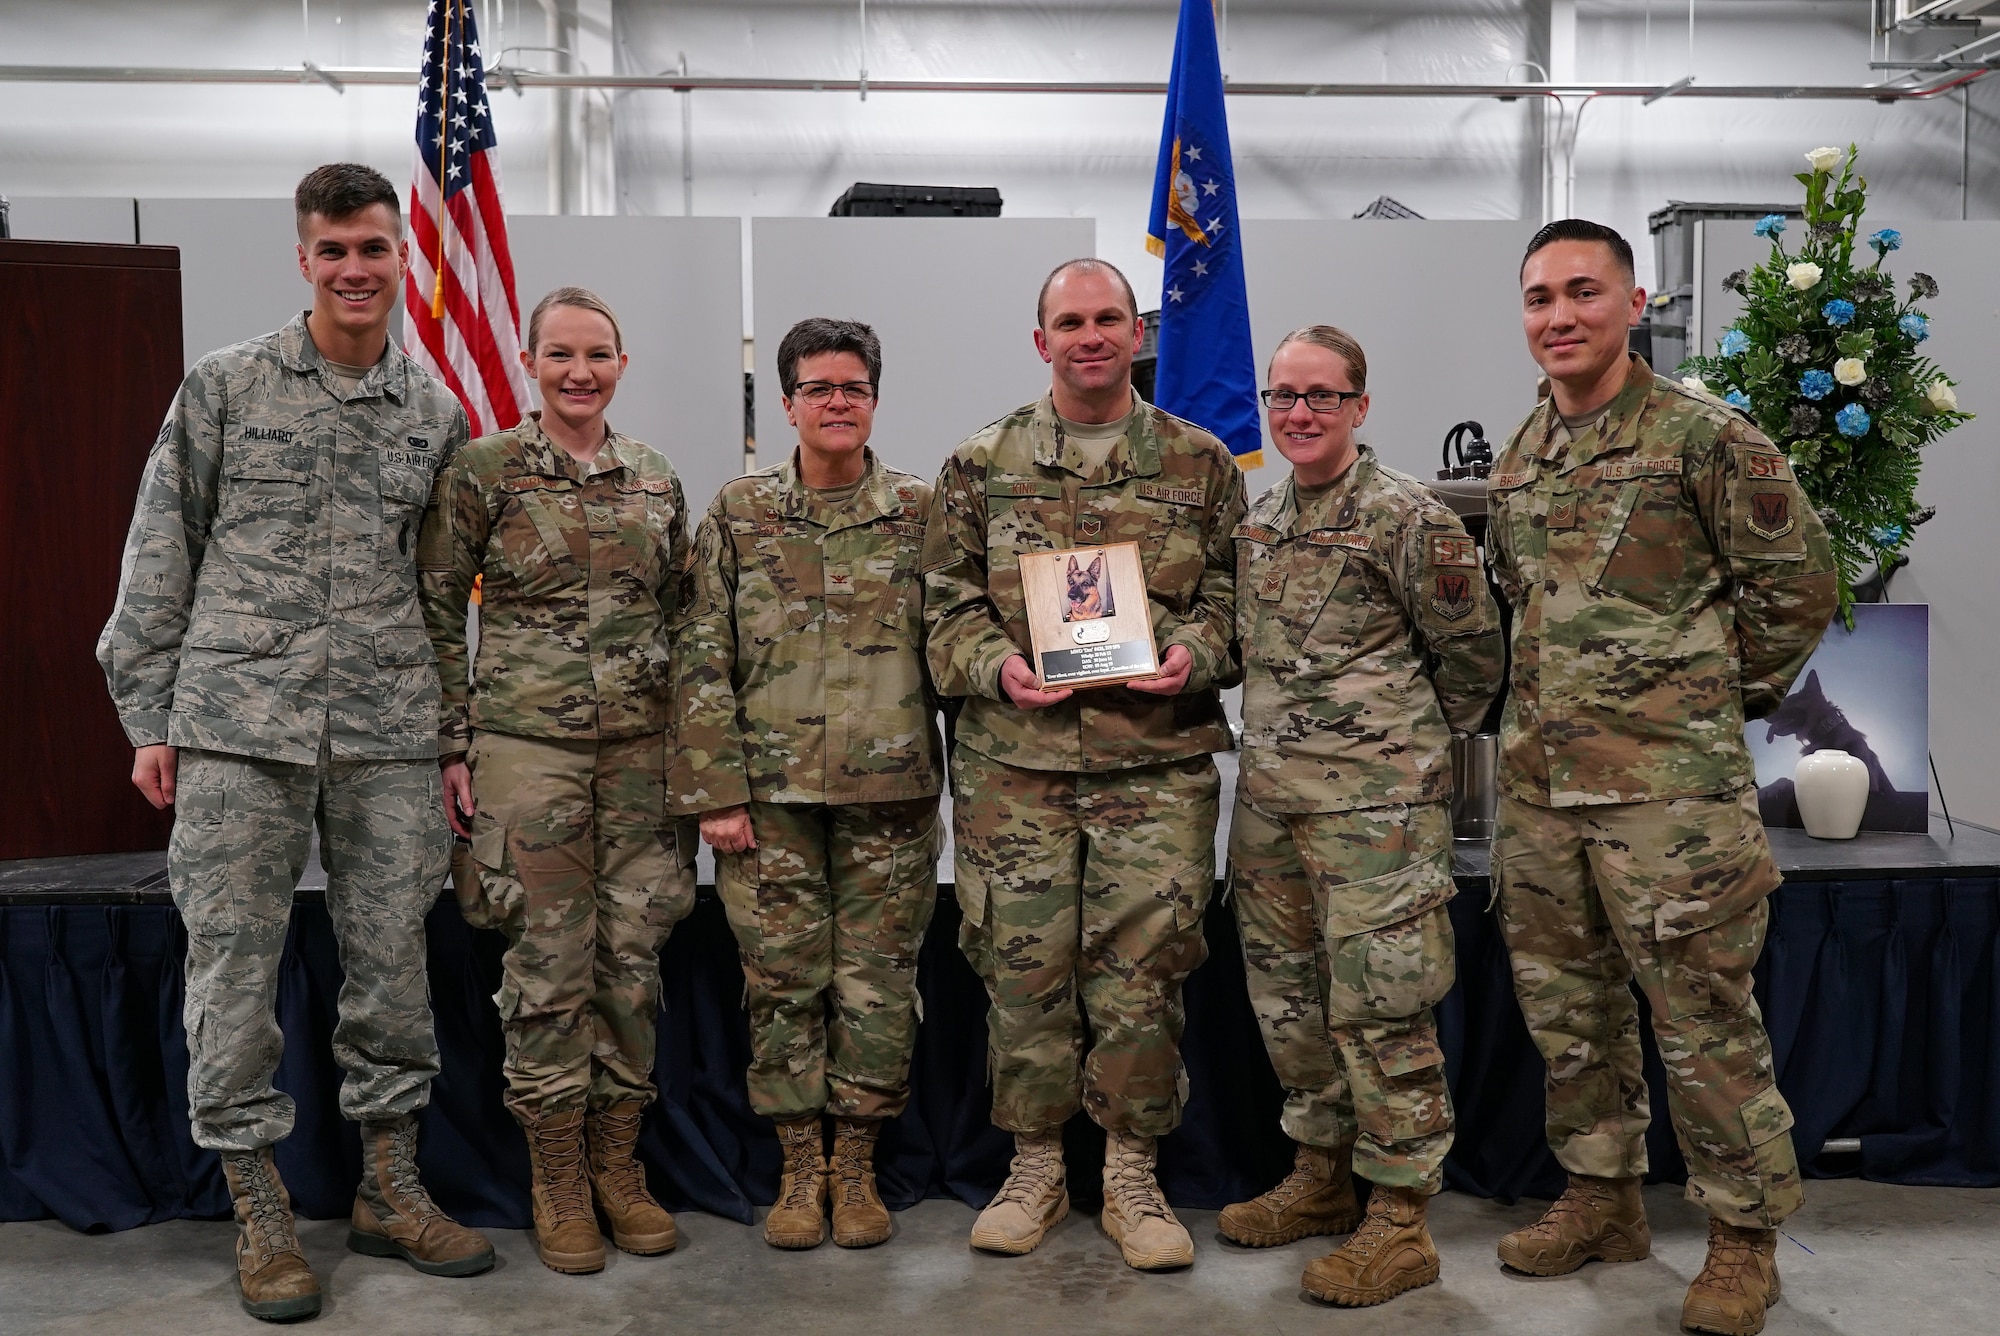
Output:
(764, 508), (782, 520)
(1257, 572), (1286, 602)
(1078, 515), (1104, 538)
(825, 566), (854, 594)
(896, 486), (916, 502)
(1548, 496), (1578, 530)
(1429, 534), (1477, 568)
(1334, 496), (1359, 529)
(1747, 490), (1795, 540)
(1432, 570), (1474, 621)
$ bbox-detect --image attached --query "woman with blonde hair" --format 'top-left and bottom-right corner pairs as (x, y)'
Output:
(418, 286), (697, 1274)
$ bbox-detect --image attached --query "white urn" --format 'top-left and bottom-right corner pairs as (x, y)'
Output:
(1794, 750), (1870, 840)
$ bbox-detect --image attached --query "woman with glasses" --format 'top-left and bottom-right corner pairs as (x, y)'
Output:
(1219, 326), (1504, 1308)
(418, 286), (696, 1275)
(672, 317), (942, 1252)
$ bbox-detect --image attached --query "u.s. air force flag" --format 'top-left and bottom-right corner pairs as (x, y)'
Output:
(1147, 0), (1261, 468)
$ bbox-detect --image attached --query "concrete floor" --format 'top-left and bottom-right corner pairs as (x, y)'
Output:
(2, 1180), (1995, 1336)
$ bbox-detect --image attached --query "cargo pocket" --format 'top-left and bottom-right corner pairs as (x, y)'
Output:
(375, 628), (441, 738)
(1327, 905), (1457, 1023)
(887, 823), (942, 948)
(1167, 853), (1215, 934)
(464, 817), (521, 930)
(1739, 1084), (1800, 1215)
(1653, 836), (1782, 1021)
(953, 860), (990, 970)
(647, 819), (699, 933)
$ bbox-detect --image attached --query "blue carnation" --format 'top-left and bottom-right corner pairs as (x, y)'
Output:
(1798, 369), (1835, 400)
(1899, 312), (1929, 342)
(1872, 523), (1906, 547)
(1835, 402), (1871, 438)
(1725, 389), (1752, 410)
(1754, 214), (1788, 238)
(1821, 299), (1856, 327)
(1719, 329), (1750, 357)
(1869, 228), (1903, 253)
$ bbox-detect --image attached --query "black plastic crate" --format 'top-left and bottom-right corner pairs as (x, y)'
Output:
(829, 183), (1003, 217)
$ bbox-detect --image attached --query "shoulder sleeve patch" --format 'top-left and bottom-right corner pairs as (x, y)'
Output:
(1428, 533), (1478, 568)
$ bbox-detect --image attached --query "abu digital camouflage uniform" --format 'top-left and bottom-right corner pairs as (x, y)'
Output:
(419, 412), (696, 1121)
(1485, 355), (1836, 1226)
(97, 313), (465, 1151)
(1230, 448), (1503, 1192)
(923, 394), (1244, 1137)
(671, 449), (942, 1121)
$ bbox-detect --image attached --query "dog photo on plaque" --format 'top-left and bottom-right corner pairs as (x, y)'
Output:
(1018, 543), (1160, 689)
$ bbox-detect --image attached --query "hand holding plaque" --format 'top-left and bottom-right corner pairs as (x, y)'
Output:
(1017, 543), (1161, 690)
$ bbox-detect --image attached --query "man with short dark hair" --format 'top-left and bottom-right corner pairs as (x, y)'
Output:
(1486, 220), (1835, 1336)
(673, 316), (942, 1252)
(99, 162), (492, 1321)
(923, 258), (1245, 1269)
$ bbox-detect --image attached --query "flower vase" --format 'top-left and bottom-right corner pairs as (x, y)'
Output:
(1794, 750), (1869, 840)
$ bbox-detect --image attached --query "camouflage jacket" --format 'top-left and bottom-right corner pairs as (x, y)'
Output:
(1487, 355), (1837, 808)
(922, 393), (1245, 773)
(418, 413), (689, 755)
(670, 450), (942, 810)
(98, 313), (466, 765)
(1235, 447), (1504, 814)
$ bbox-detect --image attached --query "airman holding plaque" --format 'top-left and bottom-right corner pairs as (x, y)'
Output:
(921, 257), (1245, 1270)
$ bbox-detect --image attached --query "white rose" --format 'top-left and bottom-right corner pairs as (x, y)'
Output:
(1681, 375), (1709, 393)
(1805, 145), (1844, 173)
(1834, 357), (1867, 387)
(1787, 261), (1823, 291)
(1927, 379), (1959, 412)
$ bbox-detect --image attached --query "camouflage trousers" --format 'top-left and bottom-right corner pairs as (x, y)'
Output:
(1229, 799), (1457, 1192)
(464, 731), (696, 1121)
(168, 743), (450, 1152)
(1493, 787), (1802, 1227)
(715, 798), (941, 1121)
(951, 749), (1218, 1138)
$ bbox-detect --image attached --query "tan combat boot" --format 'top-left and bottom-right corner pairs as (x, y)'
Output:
(219, 1147), (322, 1322)
(586, 1101), (678, 1255)
(1301, 1183), (1440, 1307)
(765, 1115), (829, 1249)
(1681, 1218), (1783, 1336)
(1100, 1131), (1194, 1271)
(1496, 1173), (1650, 1276)
(347, 1117), (495, 1277)
(828, 1118), (893, 1248)
(969, 1131), (1068, 1255)
(521, 1108), (607, 1273)
(1217, 1141), (1362, 1246)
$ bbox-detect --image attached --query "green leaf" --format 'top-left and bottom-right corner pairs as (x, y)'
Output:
(1836, 331), (1875, 357)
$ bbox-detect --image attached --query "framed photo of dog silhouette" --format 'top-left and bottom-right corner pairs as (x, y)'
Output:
(1747, 602), (1930, 834)
(1018, 543), (1160, 690)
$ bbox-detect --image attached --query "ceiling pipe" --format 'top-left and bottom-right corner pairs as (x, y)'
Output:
(0, 65), (1986, 101)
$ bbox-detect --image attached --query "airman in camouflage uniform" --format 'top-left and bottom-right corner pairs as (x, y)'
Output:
(99, 164), (493, 1321)
(1488, 222), (1836, 1336)
(1218, 328), (1504, 1309)
(674, 318), (941, 1252)
(421, 292), (696, 1274)
(923, 259), (1244, 1270)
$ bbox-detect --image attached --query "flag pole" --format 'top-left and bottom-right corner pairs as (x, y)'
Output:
(430, 0), (453, 318)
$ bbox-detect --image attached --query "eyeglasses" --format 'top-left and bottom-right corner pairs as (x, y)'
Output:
(793, 381), (878, 407)
(1261, 388), (1363, 413)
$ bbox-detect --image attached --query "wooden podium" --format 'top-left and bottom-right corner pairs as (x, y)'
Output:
(1, 239), (182, 859)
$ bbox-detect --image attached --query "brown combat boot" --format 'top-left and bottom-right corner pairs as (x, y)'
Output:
(969, 1131), (1068, 1255)
(1218, 1141), (1363, 1247)
(765, 1115), (829, 1249)
(829, 1118), (893, 1248)
(586, 1101), (678, 1255)
(219, 1147), (322, 1322)
(1100, 1131), (1195, 1271)
(521, 1108), (607, 1273)
(1301, 1182), (1440, 1307)
(347, 1117), (495, 1277)
(1681, 1218), (1783, 1336)
(1496, 1173), (1651, 1276)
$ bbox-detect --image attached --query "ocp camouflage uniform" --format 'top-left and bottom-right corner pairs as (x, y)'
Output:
(97, 313), (465, 1151)
(1486, 355), (1836, 1226)
(419, 412), (696, 1121)
(923, 394), (1244, 1136)
(670, 449), (942, 1121)
(1231, 447), (1504, 1191)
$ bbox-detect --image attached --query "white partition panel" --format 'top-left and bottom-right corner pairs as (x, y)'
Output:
(751, 217), (1095, 487)
(137, 198), (311, 367)
(1239, 220), (1545, 494)
(1702, 218), (2000, 827)
(7, 197), (137, 244)
(506, 216), (744, 518)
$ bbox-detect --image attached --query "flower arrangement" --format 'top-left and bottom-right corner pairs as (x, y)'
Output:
(1680, 144), (1971, 621)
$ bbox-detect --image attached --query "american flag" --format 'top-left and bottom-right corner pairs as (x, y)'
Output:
(404, 0), (532, 437)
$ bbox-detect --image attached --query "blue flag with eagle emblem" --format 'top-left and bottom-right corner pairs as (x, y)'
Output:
(1147, 0), (1261, 467)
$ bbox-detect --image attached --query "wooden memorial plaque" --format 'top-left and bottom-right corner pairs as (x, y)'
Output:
(1017, 542), (1160, 690)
